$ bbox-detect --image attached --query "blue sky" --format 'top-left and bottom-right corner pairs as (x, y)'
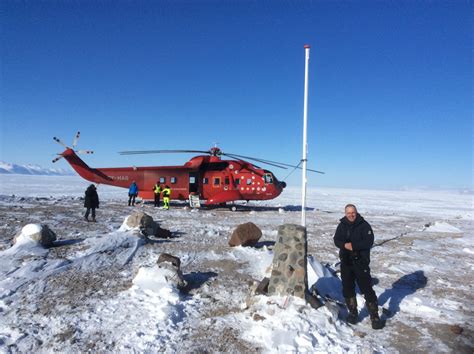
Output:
(1, 1), (472, 189)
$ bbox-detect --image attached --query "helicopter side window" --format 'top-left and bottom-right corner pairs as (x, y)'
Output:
(246, 178), (252, 185)
(264, 174), (274, 184)
(213, 177), (221, 186)
(171, 177), (177, 184)
(159, 177), (166, 184)
(203, 177), (209, 184)
(224, 177), (230, 185)
(234, 179), (240, 186)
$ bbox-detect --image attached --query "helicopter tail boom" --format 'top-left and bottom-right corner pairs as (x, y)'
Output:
(61, 149), (112, 184)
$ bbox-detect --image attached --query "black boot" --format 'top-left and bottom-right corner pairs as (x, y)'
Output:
(367, 301), (384, 330)
(345, 297), (358, 324)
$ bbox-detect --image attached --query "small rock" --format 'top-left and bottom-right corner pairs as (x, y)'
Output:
(305, 293), (323, 310)
(157, 253), (181, 268)
(255, 277), (270, 295)
(252, 313), (266, 321)
(450, 324), (463, 335)
(156, 253), (187, 290)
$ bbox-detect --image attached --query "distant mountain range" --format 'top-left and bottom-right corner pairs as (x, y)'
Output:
(0, 161), (74, 176)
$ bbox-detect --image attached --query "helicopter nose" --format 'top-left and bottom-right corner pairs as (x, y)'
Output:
(280, 181), (287, 189)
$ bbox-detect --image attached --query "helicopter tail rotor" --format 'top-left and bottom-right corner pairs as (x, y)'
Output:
(72, 131), (81, 148)
(52, 131), (94, 163)
(52, 155), (64, 163)
(53, 136), (69, 149)
(76, 150), (94, 155)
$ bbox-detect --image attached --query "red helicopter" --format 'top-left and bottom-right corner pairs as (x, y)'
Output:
(52, 132), (323, 205)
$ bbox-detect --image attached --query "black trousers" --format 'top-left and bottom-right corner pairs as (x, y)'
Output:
(128, 194), (136, 206)
(154, 193), (160, 207)
(341, 260), (377, 303)
(85, 207), (96, 219)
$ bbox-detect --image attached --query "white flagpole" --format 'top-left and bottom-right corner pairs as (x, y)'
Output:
(301, 44), (310, 227)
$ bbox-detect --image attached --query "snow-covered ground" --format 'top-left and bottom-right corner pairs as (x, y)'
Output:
(0, 175), (472, 352)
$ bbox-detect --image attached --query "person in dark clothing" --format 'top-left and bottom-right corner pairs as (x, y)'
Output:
(84, 184), (99, 222)
(153, 182), (162, 207)
(334, 204), (383, 329)
(128, 181), (139, 206)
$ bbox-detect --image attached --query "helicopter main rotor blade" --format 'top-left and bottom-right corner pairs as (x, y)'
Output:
(260, 160), (325, 174)
(72, 131), (80, 148)
(119, 149), (210, 155)
(53, 137), (69, 149)
(225, 152), (325, 174)
(223, 153), (288, 170)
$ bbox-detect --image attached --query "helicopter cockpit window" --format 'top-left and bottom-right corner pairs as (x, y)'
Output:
(203, 177), (209, 184)
(171, 177), (177, 184)
(263, 174), (274, 184)
(159, 177), (166, 184)
(246, 178), (252, 185)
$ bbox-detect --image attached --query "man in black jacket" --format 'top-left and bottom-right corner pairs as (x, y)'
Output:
(84, 184), (99, 222)
(334, 204), (383, 329)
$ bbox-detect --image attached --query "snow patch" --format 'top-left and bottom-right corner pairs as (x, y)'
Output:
(229, 246), (273, 279)
(423, 221), (462, 233)
(118, 215), (138, 232)
(132, 265), (180, 307)
(234, 295), (364, 353)
(11, 224), (44, 247)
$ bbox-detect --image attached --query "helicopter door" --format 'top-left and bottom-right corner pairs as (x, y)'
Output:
(189, 172), (199, 194)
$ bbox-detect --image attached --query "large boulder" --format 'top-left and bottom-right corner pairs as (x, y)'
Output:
(124, 211), (158, 236)
(13, 224), (57, 248)
(157, 253), (187, 290)
(155, 227), (172, 239)
(228, 222), (262, 247)
(121, 211), (171, 238)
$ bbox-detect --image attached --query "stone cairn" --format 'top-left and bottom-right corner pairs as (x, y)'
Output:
(268, 224), (308, 299)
